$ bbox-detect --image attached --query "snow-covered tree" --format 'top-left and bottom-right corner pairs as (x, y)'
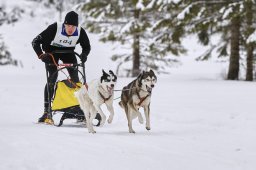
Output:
(0, 35), (12, 66)
(0, 4), (23, 66)
(176, 0), (256, 80)
(78, 0), (184, 77)
(30, 0), (84, 21)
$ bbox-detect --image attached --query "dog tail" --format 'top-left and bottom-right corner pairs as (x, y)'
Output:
(119, 101), (124, 108)
(74, 85), (86, 99)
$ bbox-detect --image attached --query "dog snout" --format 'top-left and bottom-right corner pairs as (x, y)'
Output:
(111, 84), (115, 88)
(151, 84), (154, 88)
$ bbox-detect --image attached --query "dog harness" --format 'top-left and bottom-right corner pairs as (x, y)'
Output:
(51, 22), (80, 47)
(99, 91), (112, 103)
(136, 89), (150, 106)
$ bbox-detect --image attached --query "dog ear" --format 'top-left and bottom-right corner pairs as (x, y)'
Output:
(101, 69), (107, 83)
(150, 69), (155, 76)
(108, 70), (114, 75)
(109, 70), (114, 75)
(102, 69), (108, 75)
(149, 69), (157, 81)
(109, 70), (117, 81)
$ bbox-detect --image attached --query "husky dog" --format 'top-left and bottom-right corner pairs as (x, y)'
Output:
(74, 70), (117, 133)
(119, 70), (157, 133)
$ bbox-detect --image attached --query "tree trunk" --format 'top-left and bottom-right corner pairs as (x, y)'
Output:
(227, 11), (240, 80)
(245, 1), (254, 81)
(246, 45), (254, 81)
(132, 9), (140, 77)
(132, 34), (140, 77)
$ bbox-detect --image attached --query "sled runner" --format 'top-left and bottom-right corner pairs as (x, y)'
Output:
(44, 50), (101, 126)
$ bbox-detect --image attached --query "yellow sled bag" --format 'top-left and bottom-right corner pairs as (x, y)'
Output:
(52, 80), (82, 111)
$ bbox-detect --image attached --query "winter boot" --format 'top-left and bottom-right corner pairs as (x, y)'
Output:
(38, 112), (54, 125)
(38, 112), (48, 123)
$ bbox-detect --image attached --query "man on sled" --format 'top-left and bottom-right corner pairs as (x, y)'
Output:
(32, 11), (90, 124)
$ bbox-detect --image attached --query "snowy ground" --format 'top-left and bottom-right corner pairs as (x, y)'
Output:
(0, 1), (256, 170)
(1, 63), (256, 170)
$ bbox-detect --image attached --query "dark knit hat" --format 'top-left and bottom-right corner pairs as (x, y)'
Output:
(64, 11), (78, 26)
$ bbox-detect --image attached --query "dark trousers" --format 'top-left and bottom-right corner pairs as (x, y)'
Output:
(44, 53), (79, 110)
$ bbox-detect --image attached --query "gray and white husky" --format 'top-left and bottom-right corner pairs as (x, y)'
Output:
(119, 70), (157, 133)
(74, 70), (117, 133)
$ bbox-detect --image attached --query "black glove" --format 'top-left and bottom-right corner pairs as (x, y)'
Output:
(80, 53), (87, 63)
(39, 53), (52, 63)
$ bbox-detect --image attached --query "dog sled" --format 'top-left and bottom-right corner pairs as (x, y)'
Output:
(45, 50), (101, 126)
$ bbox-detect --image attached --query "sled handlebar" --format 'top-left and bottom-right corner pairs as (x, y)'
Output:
(46, 63), (82, 68)
(45, 50), (85, 67)
(45, 50), (87, 85)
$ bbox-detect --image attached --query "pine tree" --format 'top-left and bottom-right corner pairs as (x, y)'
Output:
(145, 0), (186, 71)
(176, 0), (256, 80)
(78, 0), (185, 77)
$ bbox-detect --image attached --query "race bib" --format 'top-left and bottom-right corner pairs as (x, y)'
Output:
(51, 22), (80, 47)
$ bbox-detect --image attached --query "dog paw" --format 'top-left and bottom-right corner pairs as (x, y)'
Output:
(99, 120), (106, 127)
(146, 127), (151, 131)
(89, 129), (96, 133)
(100, 116), (106, 126)
(107, 117), (113, 124)
(138, 118), (144, 124)
(129, 129), (136, 133)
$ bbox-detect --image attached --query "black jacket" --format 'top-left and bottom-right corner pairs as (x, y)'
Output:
(32, 22), (91, 59)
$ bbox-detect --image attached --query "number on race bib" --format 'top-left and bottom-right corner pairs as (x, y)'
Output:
(59, 40), (72, 45)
